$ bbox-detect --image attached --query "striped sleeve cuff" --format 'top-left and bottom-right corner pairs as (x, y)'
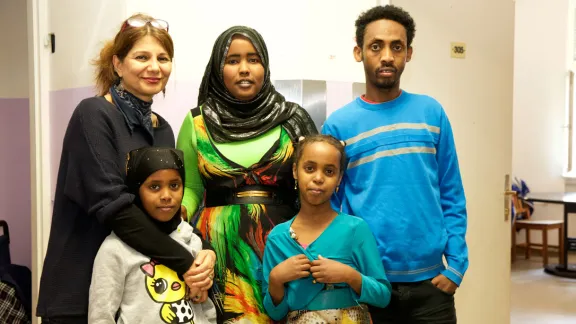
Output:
(442, 266), (464, 286)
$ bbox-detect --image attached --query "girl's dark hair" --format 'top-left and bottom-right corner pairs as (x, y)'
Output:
(92, 13), (174, 96)
(294, 134), (347, 174)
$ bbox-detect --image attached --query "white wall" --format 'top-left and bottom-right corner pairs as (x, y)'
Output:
(48, 0), (125, 91)
(47, 0), (380, 91)
(0, 0), (29, 98)
(126, 0), (377, 84)
(513, 0), (573, 244)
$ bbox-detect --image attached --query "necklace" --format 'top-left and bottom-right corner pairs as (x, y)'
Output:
(289, 227), (298, 240)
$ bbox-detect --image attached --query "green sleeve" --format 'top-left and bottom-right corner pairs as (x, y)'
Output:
(176, 112), (204, 222)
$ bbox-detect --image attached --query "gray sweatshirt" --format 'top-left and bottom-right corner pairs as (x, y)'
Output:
(89, 220), (216, 324)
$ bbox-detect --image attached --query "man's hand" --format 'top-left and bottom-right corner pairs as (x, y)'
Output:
(431, 274), (457, 295)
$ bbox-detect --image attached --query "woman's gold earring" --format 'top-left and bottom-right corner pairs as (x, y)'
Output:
(294, 180), (298, 190)
(336, 186), (339, 193)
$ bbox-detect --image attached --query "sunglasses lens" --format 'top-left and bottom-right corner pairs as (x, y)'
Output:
(151, 19), (169, 31)
(123, 18), (169, 32)
(127, 18), (146, 28)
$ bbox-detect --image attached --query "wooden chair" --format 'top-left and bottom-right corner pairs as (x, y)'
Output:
(511, 194), (565, 267)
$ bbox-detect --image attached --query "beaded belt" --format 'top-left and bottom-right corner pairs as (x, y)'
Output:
(204, 186), (295, 207)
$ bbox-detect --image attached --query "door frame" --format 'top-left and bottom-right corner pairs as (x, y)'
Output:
(28, 0), (52, 322)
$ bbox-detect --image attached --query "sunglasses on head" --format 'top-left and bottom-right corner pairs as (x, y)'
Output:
(121, 17), (169, 32)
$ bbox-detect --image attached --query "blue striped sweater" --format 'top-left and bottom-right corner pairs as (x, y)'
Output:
(321, 91), (468, 286)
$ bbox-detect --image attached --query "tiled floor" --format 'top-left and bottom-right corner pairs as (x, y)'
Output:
(511, 253), (576, 324)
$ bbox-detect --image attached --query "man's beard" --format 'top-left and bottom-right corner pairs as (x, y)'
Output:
(369, 65), (402, 90)
(373, 76), (399, 89)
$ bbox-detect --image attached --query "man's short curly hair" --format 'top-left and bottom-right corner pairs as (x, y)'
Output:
(355, 5), (416, 49)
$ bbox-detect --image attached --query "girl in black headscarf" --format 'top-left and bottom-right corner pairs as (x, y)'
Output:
(177, 26), (317, 323)
(89, 147), (217, 324)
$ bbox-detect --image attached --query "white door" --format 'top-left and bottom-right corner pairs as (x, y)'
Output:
(392, 0), (514, 323)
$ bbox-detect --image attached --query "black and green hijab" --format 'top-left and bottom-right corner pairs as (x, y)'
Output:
(198, 25), (317, 143)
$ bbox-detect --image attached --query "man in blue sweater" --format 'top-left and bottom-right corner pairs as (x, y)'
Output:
(322, 5), (468, 323)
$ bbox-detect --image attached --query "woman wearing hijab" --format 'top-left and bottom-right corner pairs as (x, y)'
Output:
(177, 26), (317, 323)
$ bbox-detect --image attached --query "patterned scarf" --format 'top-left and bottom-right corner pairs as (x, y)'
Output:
(110, 81), (154, 140)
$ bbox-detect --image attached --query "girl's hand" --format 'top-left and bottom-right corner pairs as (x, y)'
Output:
(310, 255), (358, 285)
(270, 254), (311, 285)
(191, 289), (209, 303)
(268, 254), (311, 306)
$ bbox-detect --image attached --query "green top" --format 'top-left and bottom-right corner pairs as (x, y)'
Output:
(176, 110), (281, 220)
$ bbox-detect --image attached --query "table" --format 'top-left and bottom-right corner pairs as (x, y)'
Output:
(525, 192), (576, 278)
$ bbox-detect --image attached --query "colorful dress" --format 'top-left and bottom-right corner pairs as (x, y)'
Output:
(181, 107), (299, 323)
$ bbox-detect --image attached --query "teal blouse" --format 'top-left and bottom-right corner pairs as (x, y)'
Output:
(262, 213), (392, 321)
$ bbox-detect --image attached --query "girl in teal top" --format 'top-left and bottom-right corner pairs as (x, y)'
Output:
(262, 135), (392, 323)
